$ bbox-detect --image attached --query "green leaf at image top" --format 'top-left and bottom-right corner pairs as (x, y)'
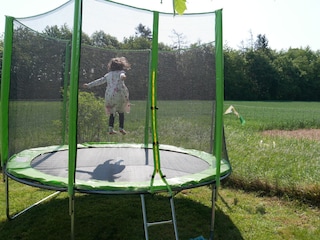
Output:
(174, 0), (187, 15)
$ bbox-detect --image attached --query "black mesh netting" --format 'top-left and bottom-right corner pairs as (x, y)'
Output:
(7, 0), (227, 160)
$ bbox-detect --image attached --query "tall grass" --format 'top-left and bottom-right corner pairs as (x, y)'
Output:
(224, 101), (320, 204)
(227, 101), (320, 130)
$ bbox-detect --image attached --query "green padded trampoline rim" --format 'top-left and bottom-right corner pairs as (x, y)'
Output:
(5, 143), (231, 193)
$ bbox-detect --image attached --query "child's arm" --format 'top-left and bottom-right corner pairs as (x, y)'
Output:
(83, 75), (107, 88)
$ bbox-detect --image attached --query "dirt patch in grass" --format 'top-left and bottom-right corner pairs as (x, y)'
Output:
(262, 129), (320, 141)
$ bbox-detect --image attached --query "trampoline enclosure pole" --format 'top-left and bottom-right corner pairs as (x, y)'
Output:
(214, 9), (224, 191)
(1, 16), (14, 170)
(150, 11), (160, 174)
(69, 0), (83, 239)
(210, 184), (217, 240)
(69, 0), (82, 198)
(210, 9), (224, 240)
(149, 11), (172, 194)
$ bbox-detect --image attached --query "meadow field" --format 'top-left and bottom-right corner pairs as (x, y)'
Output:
(1, 99), (320, 239)
(223, 101), (320, 203)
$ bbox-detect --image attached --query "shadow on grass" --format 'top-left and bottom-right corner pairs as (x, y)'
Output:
(0, 192), (243, 240)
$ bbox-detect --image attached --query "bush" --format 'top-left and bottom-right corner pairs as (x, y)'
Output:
(77, 91), (108, 143)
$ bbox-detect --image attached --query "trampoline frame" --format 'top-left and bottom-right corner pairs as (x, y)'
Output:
(4, 142), (230, 240)
(4, 143), (231, 193)
(1, 1), (226, 239)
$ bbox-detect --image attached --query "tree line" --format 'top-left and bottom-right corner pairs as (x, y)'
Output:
(224, 34), (320, 101)
(1, 25), (320, 101)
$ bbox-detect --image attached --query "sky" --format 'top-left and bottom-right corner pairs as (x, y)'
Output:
(1, 0), (319, 51)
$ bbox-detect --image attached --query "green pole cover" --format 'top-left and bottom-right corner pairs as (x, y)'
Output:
(149, 11), (161, 188)
(68, 0), (83, 197)
(1, 16), (14, 168)
(149, 12), (172, 195)
(214, 9), (224, 188)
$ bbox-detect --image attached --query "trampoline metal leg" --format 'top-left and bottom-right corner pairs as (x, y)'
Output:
(140, 194), (149, 240)
(170, 196), (179, 240)
(5, 175), (61, 220)
(70, 194), (75, 240)
(5, 174), (10, 219)
(140, 194), (179, 240)
(209, 184), (217, 240)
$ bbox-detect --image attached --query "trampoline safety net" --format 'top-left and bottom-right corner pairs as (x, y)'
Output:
(2, 0), (229, 188)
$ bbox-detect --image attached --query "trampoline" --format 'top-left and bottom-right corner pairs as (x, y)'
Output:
(1, 0), (229, 239)
(6, 143), (231, 193)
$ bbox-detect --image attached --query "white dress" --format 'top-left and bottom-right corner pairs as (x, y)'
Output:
(86, 70), (130, 115)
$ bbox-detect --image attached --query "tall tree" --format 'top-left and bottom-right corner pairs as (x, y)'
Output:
(43, 24), (91, 45)
(285, 47), (319, 100)
(244, 49), (279, 100)
(170, 29), (187, 51)
(44, 24), (72, 40)
(135, 23), (152, 40)
(224, 48), (248, 100)
(91, 30), (120, 49)
(122, 36), (151, 50)
(274, 52), (301, 100)
(254, 34), (269, 51)
(121, 24), (153, 50)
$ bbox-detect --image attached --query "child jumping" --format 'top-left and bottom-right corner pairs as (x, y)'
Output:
(83, 57), (131, 135)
